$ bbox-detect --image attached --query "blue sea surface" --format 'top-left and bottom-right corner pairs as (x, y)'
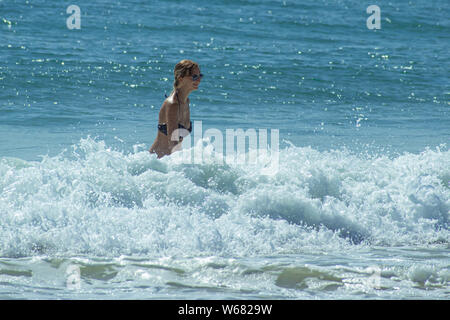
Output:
(0, 0), (449, 299)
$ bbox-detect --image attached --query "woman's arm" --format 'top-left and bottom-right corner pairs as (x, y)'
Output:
(165, 101), (180, 150)
(186, 98), (191, 130)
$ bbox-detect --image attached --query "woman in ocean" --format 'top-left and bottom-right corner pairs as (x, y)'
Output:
(149, 59), (202, 158)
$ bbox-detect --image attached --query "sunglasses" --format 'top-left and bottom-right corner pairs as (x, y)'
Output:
(191, 73), (203, 81)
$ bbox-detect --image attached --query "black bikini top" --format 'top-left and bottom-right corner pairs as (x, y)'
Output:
(157, 121), (192, 136)
(158, 92), (192, 136)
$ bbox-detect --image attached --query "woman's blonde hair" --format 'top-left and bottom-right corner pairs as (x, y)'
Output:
(171, 59), (199, 94)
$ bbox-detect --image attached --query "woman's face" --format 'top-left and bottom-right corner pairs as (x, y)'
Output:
(180, 66), (201, 91)
(191, 66), (201, 91)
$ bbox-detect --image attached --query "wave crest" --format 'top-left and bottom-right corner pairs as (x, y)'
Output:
(0, 138), (448, 257)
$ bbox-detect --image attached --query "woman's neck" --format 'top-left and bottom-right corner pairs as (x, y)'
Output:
(174, 86), (190, 104)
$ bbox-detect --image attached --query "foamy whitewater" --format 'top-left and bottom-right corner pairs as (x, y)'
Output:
(0, 138), (448, 298)
(1, 0), (449, 299)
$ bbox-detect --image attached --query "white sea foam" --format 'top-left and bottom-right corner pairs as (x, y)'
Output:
(0, 137), (448, 258)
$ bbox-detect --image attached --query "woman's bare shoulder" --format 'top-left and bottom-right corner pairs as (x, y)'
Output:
(161, 97), (178, 110)
(161, 98), (179, 120)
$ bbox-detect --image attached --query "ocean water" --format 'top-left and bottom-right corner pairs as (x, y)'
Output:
(0, 0), (449, 299)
